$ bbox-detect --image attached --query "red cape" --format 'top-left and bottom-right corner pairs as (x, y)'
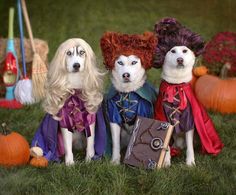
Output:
(155, 81), (223, 155)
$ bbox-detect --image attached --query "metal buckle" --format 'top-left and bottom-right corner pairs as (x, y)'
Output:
(161, 122), (169, 130)
(150, 137), (163, 150)
(147, 159), (157, 170)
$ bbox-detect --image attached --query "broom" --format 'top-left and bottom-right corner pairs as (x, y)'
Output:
(21, 0), (47, 102)
(0, 8), (22, 109)
(15, 0), (35, 104)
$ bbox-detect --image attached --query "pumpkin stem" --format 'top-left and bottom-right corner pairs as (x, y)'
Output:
(1, 123), (11, 136)
(220, 62), (231, 79)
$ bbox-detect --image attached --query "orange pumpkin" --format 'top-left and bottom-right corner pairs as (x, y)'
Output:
(193, 65), (208, 77)
(195, 75), (236, 114)
(190, 73), (197, 90)
(191, 66), (209, 90)
(30, 157), (48, 167)
(0, 123), (30, 166)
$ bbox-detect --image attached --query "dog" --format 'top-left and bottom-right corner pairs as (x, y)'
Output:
(100, 32), (157, 164)
(31, 38), (103, 166)
(154, 18), (223, 166)
(161, 45), (196, 166)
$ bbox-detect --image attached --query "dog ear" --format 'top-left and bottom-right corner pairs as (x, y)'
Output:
(100, 32), (119, 70)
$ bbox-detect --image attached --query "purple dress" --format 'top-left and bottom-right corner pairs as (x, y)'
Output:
(57, 90), (96, 137)
(31, 105), (107, 161)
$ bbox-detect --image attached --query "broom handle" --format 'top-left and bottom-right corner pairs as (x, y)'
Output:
(21, 0), (36, 53)
(8, 8), (14, 39)
(17, 0), (27, 78)
(157, 125), (174, 168)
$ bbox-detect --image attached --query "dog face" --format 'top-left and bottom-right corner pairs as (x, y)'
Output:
(112, 55), (145, 83)
(164, 46), (195, 69)
(162, 46), (195, 84)
(65, 46), (86, 73)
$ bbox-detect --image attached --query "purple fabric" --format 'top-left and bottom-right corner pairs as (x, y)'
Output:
(163, 92), (194, 134)
(57, 106), (107, 158)
(94, 106), (107, 157)
(31, 106), (107, 162)
(57, 90), (96, 137)
(31, 113), (61, 162)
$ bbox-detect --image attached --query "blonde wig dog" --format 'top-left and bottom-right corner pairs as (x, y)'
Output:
(43, 38), (103, 118)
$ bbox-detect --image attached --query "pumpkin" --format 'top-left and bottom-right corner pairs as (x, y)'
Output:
(30, 157), (48, 168)
(190, 66), (208, 90)
(193, 65), (208, 77)
(190, 73), (197, 90)
(30, 146), (43, 158)
(195, 74), (236, 114)
(0, 123), (30, 166)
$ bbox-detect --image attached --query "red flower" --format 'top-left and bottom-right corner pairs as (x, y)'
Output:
(203, 32), (236, 76)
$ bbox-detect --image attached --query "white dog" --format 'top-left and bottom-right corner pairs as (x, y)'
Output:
(42, 38), (103, 165)
(161, 46), (196, 166)
(100, 32), (157, 165)
(110, 55), (147, 164)
(154, 18), (223, 167)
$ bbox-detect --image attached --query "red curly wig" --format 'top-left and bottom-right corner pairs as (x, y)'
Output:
(100, 31), (157, 70)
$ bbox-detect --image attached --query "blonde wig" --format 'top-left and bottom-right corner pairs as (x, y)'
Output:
(43, 38), (104, 118)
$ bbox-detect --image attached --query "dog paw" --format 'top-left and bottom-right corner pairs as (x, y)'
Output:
(186, 150), (195, 166)
(111, 153), (121, 165)
(65, 153), (74, 166)
(85, 155), (93, 162)
(186, 157), (195, 166)
(111, 158), (120, 165)
(85, 157), (91, 162)
(186, 159), (195, 166)
(85, 149), (95, 162)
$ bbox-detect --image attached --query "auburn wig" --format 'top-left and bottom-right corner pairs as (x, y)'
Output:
(100, 31), (157, 70)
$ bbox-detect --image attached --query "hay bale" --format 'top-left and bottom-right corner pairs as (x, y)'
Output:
(0, 38), (49, 64)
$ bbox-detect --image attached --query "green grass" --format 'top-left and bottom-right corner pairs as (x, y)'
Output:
(0, 0), (236, 194)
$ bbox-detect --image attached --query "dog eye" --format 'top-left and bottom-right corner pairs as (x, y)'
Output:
(131, 61), (137, 65)
(79, 50), (85, 56)
(171, 50), (176, 53)
(183, 49), (188, 53)
(66, 51), (72, 56)
(117, 61), (124, 65)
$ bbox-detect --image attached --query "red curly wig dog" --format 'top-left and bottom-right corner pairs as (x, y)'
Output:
(100, 31), (157, 70)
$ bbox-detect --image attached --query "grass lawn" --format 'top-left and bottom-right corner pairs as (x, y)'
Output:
(0, 0), (236, 194)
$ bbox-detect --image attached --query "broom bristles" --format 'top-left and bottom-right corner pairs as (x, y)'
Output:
(32, 53), (47, 102)
(15, 78), (35, 104)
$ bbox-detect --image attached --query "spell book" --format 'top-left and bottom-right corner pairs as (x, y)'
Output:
(123, 116), (174, 169)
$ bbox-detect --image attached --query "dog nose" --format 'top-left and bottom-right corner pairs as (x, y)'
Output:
(122, 73), (130, 78)
(177, 57), (183, 64)
(73, 63), (80, 70)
